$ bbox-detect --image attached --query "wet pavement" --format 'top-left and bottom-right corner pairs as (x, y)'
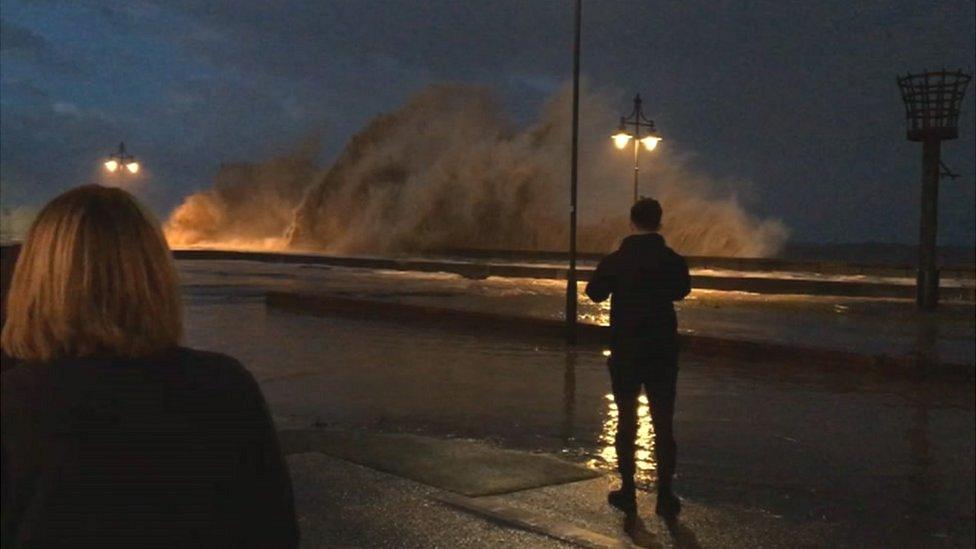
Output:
(287, 452), (572, 548)
(182, 271), (975, 547)
(287, 449), (835, 548)
(179, 259), (975, 365)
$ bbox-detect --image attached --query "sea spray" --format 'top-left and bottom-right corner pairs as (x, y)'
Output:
(165, 83), (787, 256)
(165, 141), (318, 250)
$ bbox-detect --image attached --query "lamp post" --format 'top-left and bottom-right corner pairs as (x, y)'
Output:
(897, 69), (971, 309)
(565, 0), (581, 344)
(612, 94), (662, 203)
(103, 142), (140, 175)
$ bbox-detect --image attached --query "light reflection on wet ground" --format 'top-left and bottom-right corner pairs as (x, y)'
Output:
(590, 393), (658, 485)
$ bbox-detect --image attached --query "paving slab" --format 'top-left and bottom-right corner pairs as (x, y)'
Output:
(280, 429), (602, 496)
(479, 476), (836, 548)
(287, 448), (839, 548)
(434, 491), (627, 549)
(287, 452), (570, 548)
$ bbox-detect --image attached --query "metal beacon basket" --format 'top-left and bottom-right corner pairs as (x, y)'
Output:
(896, 68), (971, 309)
(897, 69), (971, 142)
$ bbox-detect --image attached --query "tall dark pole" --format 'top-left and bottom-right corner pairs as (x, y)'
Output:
(917, 137), (941, 309)
(633, 138), (640, 203)
(565, 0), (581, 344)
(897, 69), (971, 311)
(632, 95), (642, 203)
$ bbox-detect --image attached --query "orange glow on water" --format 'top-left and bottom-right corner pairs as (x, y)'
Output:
(588, 392), (657, 484)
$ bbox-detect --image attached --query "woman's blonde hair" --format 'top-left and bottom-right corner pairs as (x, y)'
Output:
(2, 185), (182, 360)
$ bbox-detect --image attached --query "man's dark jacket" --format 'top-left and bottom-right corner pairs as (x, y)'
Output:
(1, 347), (298, 548)
(585, 233), (691, 358)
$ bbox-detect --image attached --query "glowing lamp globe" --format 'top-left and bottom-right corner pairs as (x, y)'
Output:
(104, 160), (119, 172)
(126, 162), (140, 174)
(640, 135), (661, 151)
(612, 132), (632, 150)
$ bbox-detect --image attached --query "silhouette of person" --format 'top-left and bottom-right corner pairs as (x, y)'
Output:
(586, 197), (690, 517)
(2, 186), (298, 547)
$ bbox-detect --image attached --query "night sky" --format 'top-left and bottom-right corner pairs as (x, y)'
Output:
(1, 0), (974, 245)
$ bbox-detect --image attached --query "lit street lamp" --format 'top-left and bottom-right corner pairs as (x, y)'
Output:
(104, 142), (140, 174)
(612, 94), (661, 203)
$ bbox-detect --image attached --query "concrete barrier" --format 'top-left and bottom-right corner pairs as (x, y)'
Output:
(170, 248), (975, 302)
(434, 247), (976, 280)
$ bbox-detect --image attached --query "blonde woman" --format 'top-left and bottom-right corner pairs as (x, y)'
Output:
(1, 185), (297, 548)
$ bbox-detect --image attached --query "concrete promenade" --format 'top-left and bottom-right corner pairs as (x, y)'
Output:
(181, 291), (974, 548)
(166, 256), (974, 545)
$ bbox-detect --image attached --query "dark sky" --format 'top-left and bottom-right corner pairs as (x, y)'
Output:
(1, 0), (974, 244)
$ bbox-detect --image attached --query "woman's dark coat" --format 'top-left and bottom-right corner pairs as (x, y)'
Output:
(1, 347), (298, 548)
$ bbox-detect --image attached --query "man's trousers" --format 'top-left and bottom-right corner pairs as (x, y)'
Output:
(608, 350), (679, 488)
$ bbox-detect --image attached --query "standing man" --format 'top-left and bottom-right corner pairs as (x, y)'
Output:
(586, 198), (691, 517)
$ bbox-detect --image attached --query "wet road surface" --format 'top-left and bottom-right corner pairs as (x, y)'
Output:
(183, 275), (975, 547)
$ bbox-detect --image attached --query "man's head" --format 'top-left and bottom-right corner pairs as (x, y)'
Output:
(630, 198), (663, 232)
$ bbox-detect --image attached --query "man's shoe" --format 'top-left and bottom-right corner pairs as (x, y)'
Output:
(655, 488), (682, 517)
(608, 488), (637, 514)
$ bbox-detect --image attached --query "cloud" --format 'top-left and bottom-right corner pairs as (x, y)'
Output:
(50, 100), (103, 118)
(0, 78), (50, 104)
(0, 19), (49, 54)
(0, 18), (80, 74)
(0, 95), (122, 206)
(159, 1), (568, 78)
(1, 1), (974, 244)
